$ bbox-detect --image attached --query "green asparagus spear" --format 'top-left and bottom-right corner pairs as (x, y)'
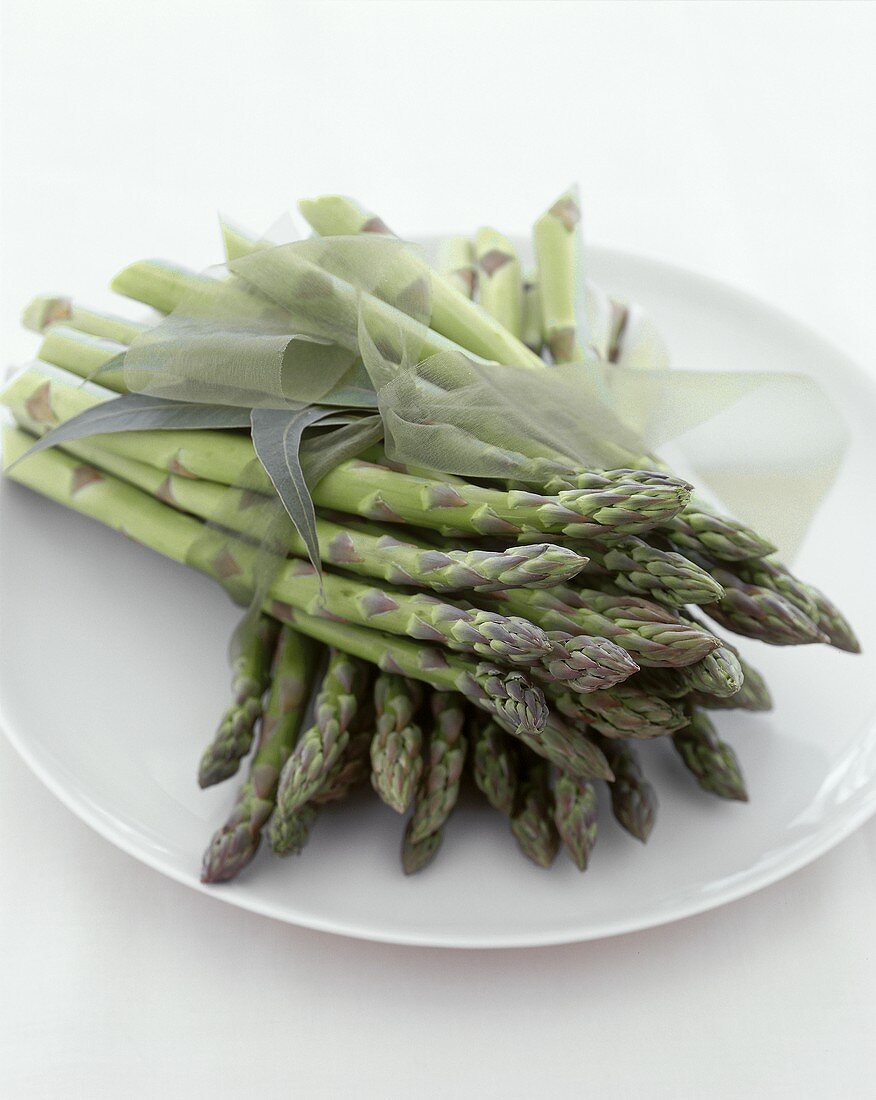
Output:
(532, 189), (586, 364)
(475, 227), (523, 339)
(804, 583), (861, 653)
(370, 674), (424, 814)
(198, 614), (280, 786)
(535, 630), (639, 693)
(201, 625), (318, 881)
(635, 641), (745, 701)
(272, 649), (369, 819)
(489, 584), (721, 668)
(703, 575), (826, 646)
(269, 802), (320, 857)
(663, 501), (777, 562)
(437, 236), (477, 300)
(523, 712), (614, 779)
(23, 294), (149, 346)
(510, 756), (560, 867)
(729, 556), (819, 619)
(672, 709), (748, 801)
(313, 704), (374, 804)
(37, 327), (130, 392)
(553, 772), (598, 870)
(597, 737), (658, 842)
(111, 258), (219, 314)
(401, 821), (444, 875)
(408, 692), (467, 842)
(689, 655), (773, 711)
(470, 713), (520, 816)
(552, 681), (689, 740)
(573, 536), (725, 607)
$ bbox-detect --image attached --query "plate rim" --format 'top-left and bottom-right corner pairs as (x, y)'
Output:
(2, 242), (875, 949)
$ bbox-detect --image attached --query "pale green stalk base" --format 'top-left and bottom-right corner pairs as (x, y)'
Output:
(533, 189), (585, 364)
(437, 236), (477, 300)
(475, 227), (523, 339)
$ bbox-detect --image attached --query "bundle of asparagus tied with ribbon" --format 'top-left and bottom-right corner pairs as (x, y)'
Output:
(1, 185), (859, 884)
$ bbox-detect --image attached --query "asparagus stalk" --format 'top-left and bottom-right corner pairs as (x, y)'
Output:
(269, 803), (320, 857)
(596, 738), (658, 842)
(672, 551), (825, 647)
(474, 227), (523, 339)
(313, 703), (375, 804)
(689, 656), (773, 711)
(533, 189), (585, 364)
(804, 584), (861, 654)
(37, 327), (131, 393)
(297, 194), (545, 370)
(370, 675), (424, 814)
(702, 573), (826, 646)
(573, 536), (725, 607)
(201, 626), (318, 881)
(553, 773), (598, 871)
(407, 692), (467, 842)
(489, 584), (722, 668)
(317, 531), (590, 593)
(470, 714), (519, 816)
(437, 236), (477, 300)
(510, 757), (560, 868)
(22, 294), (149, 346)
(672, 709), (748, 801)
(272, 649), (370, 820)
(198, 614), (281, 786)
(521, 272), (543, 356)
(729, 556), (819, 619)
(111, 258), (219, 314)
(525, 712), (613, 780)
(663, 502), (777, 562)
(636, 642), (744, 700)
(2, 424), (217, 564)
(552, 681), (689, 740)
(535, 630), (639, 693)
(672, 642), (744, 698)
(401, 822), (444, 875)
(314, 460), (692, 541)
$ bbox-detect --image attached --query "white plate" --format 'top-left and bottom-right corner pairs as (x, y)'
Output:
(1, 247), (875, 949)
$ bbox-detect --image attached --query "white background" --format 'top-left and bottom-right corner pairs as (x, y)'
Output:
(2, 1), (875, 1097)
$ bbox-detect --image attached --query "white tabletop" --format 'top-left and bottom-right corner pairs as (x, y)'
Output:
(2, 2), (875, 1096)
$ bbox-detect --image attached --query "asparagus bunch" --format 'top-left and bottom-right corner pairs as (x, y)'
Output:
(2, 184), (861, 889)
